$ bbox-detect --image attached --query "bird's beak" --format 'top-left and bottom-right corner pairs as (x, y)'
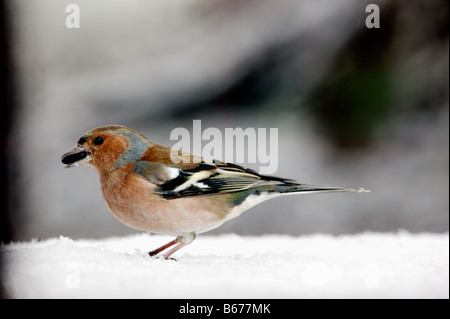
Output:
(61, 146), (91, 168)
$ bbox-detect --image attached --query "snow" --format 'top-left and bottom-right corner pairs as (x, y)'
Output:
(2, 232), (448, 299)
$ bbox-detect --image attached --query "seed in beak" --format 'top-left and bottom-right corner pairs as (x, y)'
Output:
(62, 150), (88, 165)
(61, 146), (91, 168)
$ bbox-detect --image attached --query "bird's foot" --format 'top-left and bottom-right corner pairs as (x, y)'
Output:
(148, 252), (177, 261)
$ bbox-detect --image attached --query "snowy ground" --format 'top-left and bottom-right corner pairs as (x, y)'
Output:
(2, 232), (448, 299)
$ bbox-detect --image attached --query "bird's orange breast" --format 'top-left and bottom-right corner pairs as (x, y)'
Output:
(99, 164), (232, 235)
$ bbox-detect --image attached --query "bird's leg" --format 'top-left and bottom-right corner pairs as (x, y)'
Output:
(161, 242), (187, 261)
(148, 238), (178, 257)
(148, 232), (197, 260)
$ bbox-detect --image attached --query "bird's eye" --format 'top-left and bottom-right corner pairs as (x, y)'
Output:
(93, 136), (104, 146)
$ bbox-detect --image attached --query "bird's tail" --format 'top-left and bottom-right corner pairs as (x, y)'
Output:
(274, 183), (370, 195)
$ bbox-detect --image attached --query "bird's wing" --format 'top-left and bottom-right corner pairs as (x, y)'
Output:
(132, 144), (299, 199)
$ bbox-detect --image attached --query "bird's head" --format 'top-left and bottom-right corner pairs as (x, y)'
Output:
(61, 125), (152, 173)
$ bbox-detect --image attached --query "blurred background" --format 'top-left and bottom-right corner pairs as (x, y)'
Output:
(2, 0), (448, 241)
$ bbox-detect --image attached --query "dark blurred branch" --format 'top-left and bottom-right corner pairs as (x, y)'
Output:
(307, 0), (449, 150)
(307, 3), (397, 149)
(1, 0), (15, 298)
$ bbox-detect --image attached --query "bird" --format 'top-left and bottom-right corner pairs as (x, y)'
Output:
(61, 125), (369, 260)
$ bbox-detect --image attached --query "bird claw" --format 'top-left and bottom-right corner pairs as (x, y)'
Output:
(164, 256), (178, 261)
(148, 251), (177, 261)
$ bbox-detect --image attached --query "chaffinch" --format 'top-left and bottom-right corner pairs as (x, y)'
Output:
(62, 125), (368, 259)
